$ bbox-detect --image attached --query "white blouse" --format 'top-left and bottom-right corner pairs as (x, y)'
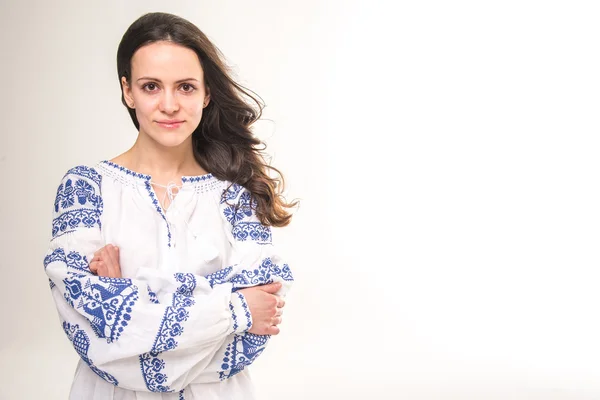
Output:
(43, 160), (294, 400)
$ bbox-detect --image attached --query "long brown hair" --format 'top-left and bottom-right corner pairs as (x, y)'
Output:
(116, 12), (296, 227)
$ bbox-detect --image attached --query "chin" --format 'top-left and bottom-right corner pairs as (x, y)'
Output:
(136, 121), (193, 147)
(148, 130), (193, 148)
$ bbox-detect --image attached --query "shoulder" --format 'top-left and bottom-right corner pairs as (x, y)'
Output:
(60, 165), (102, 187)
(53, 165), (104, 217)
(219, 181), (246, 204)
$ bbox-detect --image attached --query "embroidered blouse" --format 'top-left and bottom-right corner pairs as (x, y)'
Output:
(43, 160), (294, 400)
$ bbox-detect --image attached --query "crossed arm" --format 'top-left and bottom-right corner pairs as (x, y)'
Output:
(90, 244), (286, 336)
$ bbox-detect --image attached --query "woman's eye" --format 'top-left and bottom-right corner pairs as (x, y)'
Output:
(143, 83), (158, 91)
(181, 84), (195, 92)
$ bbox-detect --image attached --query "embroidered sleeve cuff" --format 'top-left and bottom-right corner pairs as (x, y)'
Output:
(229, 291), (252, 334)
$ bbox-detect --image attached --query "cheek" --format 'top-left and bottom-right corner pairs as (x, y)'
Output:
(184, 101), (204, 118)
(135, 99), (158, 117)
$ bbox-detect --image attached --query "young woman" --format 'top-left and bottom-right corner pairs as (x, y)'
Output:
(43, 12), (296, 400)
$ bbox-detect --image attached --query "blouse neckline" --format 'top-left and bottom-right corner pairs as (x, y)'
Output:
(98, 160), (216, 187)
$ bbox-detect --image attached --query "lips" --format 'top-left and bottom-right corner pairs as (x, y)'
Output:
(156, 120), (184, 128)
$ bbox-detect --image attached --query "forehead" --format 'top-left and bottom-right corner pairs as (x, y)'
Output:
(130, 41), (204, 80)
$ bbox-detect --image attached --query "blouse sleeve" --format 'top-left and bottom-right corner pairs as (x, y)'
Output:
(44, 167), (252, 393)
(186, 181), (295, 383)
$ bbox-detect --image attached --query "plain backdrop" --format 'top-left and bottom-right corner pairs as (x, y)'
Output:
(1, 0), (600, 399)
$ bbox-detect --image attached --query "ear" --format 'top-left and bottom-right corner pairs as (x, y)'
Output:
(121, 76), (135, 108)
(203, 86), (211, 108)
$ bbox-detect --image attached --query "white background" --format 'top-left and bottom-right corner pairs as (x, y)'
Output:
(1, 0), (600, 399)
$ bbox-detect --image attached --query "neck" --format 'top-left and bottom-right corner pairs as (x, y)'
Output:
(115, 133), (206, 184)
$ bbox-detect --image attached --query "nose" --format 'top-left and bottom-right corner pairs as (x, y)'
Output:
(159, 89), (179, 114)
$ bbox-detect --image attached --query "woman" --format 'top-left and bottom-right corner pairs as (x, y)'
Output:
(43, 12), (296, 400)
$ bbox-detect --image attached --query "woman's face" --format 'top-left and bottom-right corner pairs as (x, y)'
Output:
(121, 41), (210, 148)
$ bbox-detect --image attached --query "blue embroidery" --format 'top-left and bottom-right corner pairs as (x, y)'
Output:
(52, 167), (103, 238)
(49, 279), (55, 289)
(44, 248), (90, 273)
(272, 263), (293, 281)
(223, 203), (251, 225)
(148, 286), (159, 304)
(181, 174), (213, 183)
(144, 180), (173, 247)
(205, 266), (234, 288)
(239, 191), (255, 208)
(55, 179), (74, 210)
(139, 352), (169, 392)
(236, 291), (252, 329)
(219, 333), (269, 380)
(179, 389), (185, 400)
(52, 209), (102, 237)
(221, 185), (272, 243)
(232, 222), (272, 243)
(54, 174), (102, 213)
(203, 258), (293, 293)
(220, 183), (244, 204)
(62, 273), (138, 343)
(65, 165), (102, 187)
(63, 322), (119, 386)
(230, 257), (294, 289)
(101, 160), (150, 180)
(229, 301), (239, 332)
(225, 191), (252, 220)
(174, 273), (197, 297)
(151, 306), (189, 353)
(99, 276), (133, 285)
(216, 257), (294, 379)
(140, 274), (197, 392)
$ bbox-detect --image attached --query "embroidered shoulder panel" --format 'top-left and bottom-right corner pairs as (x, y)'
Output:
(52, 166), (103, 237)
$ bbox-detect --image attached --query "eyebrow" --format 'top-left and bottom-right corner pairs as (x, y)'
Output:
(136, 77), (200, 83)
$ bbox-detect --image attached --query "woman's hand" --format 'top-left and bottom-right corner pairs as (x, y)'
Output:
(89, 244), (122, 278)
(238, 282), (285, 336)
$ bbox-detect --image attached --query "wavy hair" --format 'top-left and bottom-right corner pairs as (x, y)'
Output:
(116, 12), (296, 227)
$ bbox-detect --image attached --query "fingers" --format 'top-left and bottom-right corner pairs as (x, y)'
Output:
(266, 325), (280, 336)
(89, 260), (99, 274)
(96, 261), (108, 277)
(90, 244), (121, 278)
(99, 247), (113, 277)
(110, 246), (121, 278)
(258, 282), (282, 294)
(90, 253), (100, 273)
(104, 245), (121, 278)
(276, 297), (285, 308)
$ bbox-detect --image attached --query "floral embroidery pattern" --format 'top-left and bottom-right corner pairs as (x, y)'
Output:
(205, 266), (234, 288)
(44, 248), (90, 273)
(62, 274), (139, 343)
(139, 274), (197, 392)
(52, 167), (103, 237)
(232, 222), (272, 243)
(148, 286), (159, 304)
(220, 183), (244, 205)
(221, 185), (272, 244)
(63, 322), (119, 386)
(230, 257), (294, 289)
(219, 333), (269, 380)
